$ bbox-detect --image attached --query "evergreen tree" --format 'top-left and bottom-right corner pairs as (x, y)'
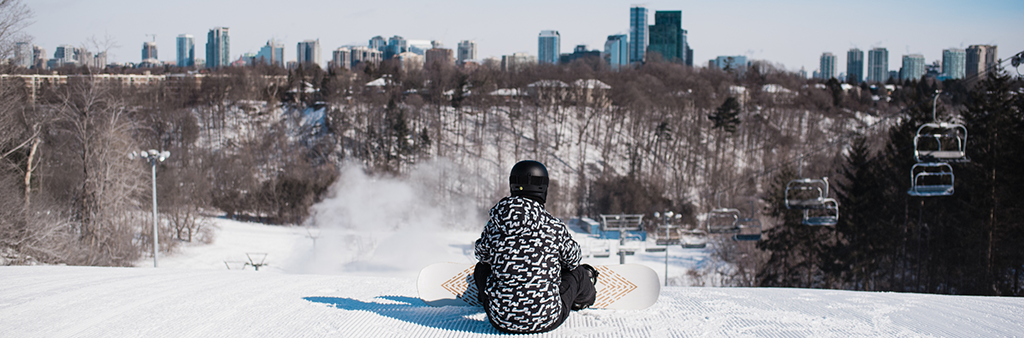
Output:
(708, 97), (741, 133)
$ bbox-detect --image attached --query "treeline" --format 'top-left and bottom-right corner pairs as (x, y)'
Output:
(758, 70), (1024, 296)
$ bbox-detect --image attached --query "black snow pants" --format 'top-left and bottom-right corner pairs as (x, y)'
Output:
(474, 262), (597, 333)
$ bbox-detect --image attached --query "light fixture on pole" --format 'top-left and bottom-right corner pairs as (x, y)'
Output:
(129, 149), (169, 268)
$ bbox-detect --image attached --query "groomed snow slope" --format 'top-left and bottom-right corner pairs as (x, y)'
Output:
(3, 266), (1023, 337)
(3, 218), (1024, 337)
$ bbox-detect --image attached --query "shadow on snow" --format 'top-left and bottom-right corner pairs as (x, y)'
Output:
(304, 295), (500, 335)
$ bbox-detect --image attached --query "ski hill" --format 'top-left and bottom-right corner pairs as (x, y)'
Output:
(3, 217), (1023, 337)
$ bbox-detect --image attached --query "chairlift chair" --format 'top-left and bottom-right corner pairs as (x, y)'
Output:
(914, 122), (968, 163)
(705, 208), (741, 234)
(652, 224), (681, 246)
(680, 227), (708, 249)
(801, 198), (839, 226)
(908, 162), (954, 197)
(734, 218), (762, 241)
(785, 178), (831, 210)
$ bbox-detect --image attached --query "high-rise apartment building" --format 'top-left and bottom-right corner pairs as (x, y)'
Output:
(847, 48), (864, 83)
(369, 36), (386, 52)
(297, 39), (321, 68)
(647, 11), (686, 64)
(256, 39), (284, 67)
(901, 54), (925, 81)
(604, 34), (629, 70)
(966, 44), (997, 79)
(867, 47), (888, 83)
(942, 48), (966, 80)
(54, 44), (76, 63)
(142, 41), (157, 61)
(819, 52), (836, 80)
(332, 48), (351, 70)
(351, 46), (383, 67)
(629, 6), (648, 64)
(206, 27), (230, 68)
(386, 36), (406, 60)
(176, 34), (195, 67)
(33, 45), (46, 69)
(502, 52), (537, 72)
(14, 42), (31, 68)
(538, 30), (560, 64)
(457, 40), (477, 64)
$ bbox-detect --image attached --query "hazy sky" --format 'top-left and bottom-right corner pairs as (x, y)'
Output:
(26, 0), (1024, 73)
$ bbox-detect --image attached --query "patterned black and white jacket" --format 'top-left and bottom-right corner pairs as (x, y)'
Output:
(474, 195), (581, 333)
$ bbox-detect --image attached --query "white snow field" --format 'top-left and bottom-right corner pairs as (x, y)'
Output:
(3, 216), (1024, 337)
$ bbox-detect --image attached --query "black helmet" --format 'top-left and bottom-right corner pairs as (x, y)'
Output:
(509, 160), (549, 204)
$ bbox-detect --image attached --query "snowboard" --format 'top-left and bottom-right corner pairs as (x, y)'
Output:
(417, 262), (660, 310)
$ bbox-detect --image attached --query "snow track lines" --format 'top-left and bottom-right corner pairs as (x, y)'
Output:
(4, 266), (1024, 337)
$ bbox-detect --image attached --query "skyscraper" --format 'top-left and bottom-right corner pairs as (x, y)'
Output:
(966, 44), (997, 79)
(819, 52), (836, 80)
(604, 34), (628, 70)
(457, 40), (477, 64)
(901, 54), (925, 81)
(369, 36), (386, 53)
(538, 30), (560, 64)
(647, 11), (686, 64)
(206, 27), (230, 68)
(386, 36), (406, 60)
(942, 48), (966, 80)
(176, 34), (194, 67)
(142, 41), (157, 61)
(867, 47), (888, 83)
(332, 48), (351, 70)
(297, 39), (321, 68)
(255, 39), (284, 67)
(629, 6), (648, 64)
(14, 42), (31, 68)
(847, 48), (864, 83)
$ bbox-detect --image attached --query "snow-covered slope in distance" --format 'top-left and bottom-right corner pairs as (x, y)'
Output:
(3, 216), (1024, 337)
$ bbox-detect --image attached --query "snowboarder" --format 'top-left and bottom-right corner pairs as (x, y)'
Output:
(473, 160), (598, 334)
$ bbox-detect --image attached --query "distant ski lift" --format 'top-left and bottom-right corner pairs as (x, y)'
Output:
(785, 177), (832, 210)
(680, 226), (708, 249)
(914, 122), (968, 163)
(651, 212), (682, 246)
(908, 162), (954, 197)
(801, 198), (839, 226)
(734, 218), (762, 241)
(914, 90), (969, 163)
(705, 208), (741, 234)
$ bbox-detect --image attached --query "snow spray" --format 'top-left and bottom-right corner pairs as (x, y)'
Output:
(287, 159), (491, 277)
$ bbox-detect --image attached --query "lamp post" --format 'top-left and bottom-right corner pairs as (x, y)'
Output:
(130, 149), (169, 268)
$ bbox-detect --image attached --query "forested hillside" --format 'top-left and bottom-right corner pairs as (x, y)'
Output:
(2, 50), (1021, 295)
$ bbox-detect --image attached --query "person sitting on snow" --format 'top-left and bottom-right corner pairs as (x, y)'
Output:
(473, 160), (598, 334)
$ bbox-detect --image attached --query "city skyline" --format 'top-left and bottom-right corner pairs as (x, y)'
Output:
(25, 0), (1024, 72)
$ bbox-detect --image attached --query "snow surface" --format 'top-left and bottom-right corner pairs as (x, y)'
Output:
(3, 216), (1024, 337)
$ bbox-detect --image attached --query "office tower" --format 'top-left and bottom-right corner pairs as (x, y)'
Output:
(966, 44), (997, 79)
(538, 30), (560, 64)
(629, 6), (648, 63)
(297, 39), (321, 67)
(604, 34), (629, 70)
(901, 54), (925, 81)
(406, 40), (433, 55)
(847, 48), (864, 83)
(369, 36), (386, 52)
(685, 42), (693, 67)
(256, 39), (284, 67)
(647, 11), (686, 64)
(93, 52), (106, 69)
(206, 27), (230, 68)
(14, 42), (31, 68)
(425, 47), (453, 66)
(33, 45), (46, 69)
(386, 36), (406, 59)
(142, 41), (157, 61)
(457, 40), (477, 64)
(559, 45), (600, 64)
(819, 52), (836, 79)
(176, 34), (195, 67)
(867, 47), (888, 83)
(942, 48), (966, 80)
